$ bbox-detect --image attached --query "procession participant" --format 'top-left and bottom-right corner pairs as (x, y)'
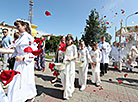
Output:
(55, 36), (66, 63)
(98, 36), (111, 76)
(78, 40), (93, 91)
(91, 43), (102, 87)
(8, 32), (20, 71)
(34, 36), (46, 71)
(87, 44), (92, 53)
(50, 36), (66, 83)
(1, 28), (13, 70)
(110, 41), (117, 66)
(117, 43), (124, 72)
(7, 19), (37, 102)
(113, 43), (119, 67)
(126, 45), (138, 72)
(61, 34), (77, 100)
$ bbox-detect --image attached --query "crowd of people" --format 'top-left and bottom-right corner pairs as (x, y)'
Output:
(54, 35), (112, 100)
(0, 19), (137, 102)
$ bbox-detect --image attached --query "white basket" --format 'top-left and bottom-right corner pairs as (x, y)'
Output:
(75, 60), (84, 69)
(54, 63), (65, 70)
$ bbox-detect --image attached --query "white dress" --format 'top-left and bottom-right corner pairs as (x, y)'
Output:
(61, 44), (77, 99)
(7, 32), (37, 102)
(0, 84), (8, 102)
(78, 48), (92, 87)
(90, 50), (102, 85)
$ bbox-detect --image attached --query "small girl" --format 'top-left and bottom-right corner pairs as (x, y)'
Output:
(61, 34), (77, 100)
(51, 36), (66, 83)
(78, 40), (93, 91)
(90, 43), (102, 87)
(34, 36), (46, 71)
(55, 36), (66, 63)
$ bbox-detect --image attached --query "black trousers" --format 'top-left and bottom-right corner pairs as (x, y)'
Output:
(100, 63), (108, 75)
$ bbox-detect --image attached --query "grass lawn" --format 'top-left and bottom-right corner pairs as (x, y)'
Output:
(45, 55), (55, 59)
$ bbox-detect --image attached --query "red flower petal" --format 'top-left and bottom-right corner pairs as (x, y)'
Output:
(53, 71), (57, 76)
(124, 74), (128, 77)
(118, 80), (123, 84)
(109, 79), (112, 81)
(24, 47), (33, 53)
(121, 9), (125, 14)
(49, 63), (55, 72)
(29, 57), (34, 58)
(126, 39), (128, 42)
(32, 49), (43, 56)
(88, 85), (90, 87)
(114, 66), (117, 69)
(130, 65), (133, 67)
(106, 22), (109, 25)
(45, 11), (52, 16)
(53, 71), (60, 76)
(93, 90), (96, 92)
(34, 38), (41, 44)
(29, 41), (31, 45)
(13, 41), (15, 43)
(99, 87), (103, 90)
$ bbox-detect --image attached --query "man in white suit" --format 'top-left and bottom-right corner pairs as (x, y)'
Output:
(98, 36), (111, 76)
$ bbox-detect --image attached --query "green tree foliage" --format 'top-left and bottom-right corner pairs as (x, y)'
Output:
(45, 36), (61, 52)
(82, 9), (112, 46)
(74, 37), (79, 49)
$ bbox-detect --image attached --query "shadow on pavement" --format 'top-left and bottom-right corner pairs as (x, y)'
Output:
(54, 84), (63, 88)
(116, 78), (138, 83)
(74, 78), (80, 88)
(35, 74), (55, 81)
(108, 67), (138, 74)
(36, 85), (64, 100)
(102, 79), (138, 90)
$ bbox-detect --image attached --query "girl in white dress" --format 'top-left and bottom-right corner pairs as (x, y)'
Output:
(91, 43), (102, 87)
(61, 34), (78, 100)
(0, 19), (37, 102)
(78, 40), (93, 91)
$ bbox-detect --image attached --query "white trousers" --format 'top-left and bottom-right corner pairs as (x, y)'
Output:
(78, 63), (88, 87)
(61, 61), (75, 99)
(92, 71), (101, 85)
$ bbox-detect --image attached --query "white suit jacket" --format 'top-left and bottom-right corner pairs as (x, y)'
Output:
(98, 41), (111, 63)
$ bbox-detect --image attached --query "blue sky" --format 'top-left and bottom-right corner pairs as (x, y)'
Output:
(0, 0), (138, 43)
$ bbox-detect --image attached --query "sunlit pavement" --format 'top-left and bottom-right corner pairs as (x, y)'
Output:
(35, 62), (138, 102)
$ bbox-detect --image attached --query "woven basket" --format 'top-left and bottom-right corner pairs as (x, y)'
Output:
(55, 63), (65, 70)
(75, 60), (84, 69)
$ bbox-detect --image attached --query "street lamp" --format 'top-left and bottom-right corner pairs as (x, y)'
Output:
(125, 12), (138, 32)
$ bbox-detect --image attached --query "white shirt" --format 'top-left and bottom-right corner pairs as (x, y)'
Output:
(98, 41), (111, 63)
